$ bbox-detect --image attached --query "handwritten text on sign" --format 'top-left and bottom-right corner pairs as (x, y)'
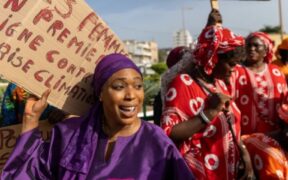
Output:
(0, 0), (127, 115)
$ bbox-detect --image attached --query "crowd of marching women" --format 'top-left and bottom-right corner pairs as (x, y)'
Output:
(1, 8), (288, 180)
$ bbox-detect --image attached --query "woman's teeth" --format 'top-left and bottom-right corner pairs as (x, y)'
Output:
(120, 106), (135, 112)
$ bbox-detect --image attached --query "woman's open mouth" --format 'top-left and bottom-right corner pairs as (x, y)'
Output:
(119, 106), (137, 117)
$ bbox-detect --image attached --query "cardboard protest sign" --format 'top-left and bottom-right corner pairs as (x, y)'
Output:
(0, 0), (127, 115)
(210, 0), (219, 10)
(0, 120), (53, 172)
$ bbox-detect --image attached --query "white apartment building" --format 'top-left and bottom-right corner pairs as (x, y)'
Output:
(123, 40), (159, 66)
(173, 29), (193, 48)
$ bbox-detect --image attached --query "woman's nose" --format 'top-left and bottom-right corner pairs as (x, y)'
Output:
(124, 88), (135, 100)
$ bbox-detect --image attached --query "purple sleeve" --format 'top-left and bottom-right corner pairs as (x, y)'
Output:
(1, 128), (53, 179)
(165, 144), (195, 180)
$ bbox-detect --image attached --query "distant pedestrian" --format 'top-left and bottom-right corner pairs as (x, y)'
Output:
(273, 37), (288, 81)
(233, 32), (288, 179)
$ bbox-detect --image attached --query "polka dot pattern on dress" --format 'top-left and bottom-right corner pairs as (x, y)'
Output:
(189, 97), (204, 115)
(165, 88), (177, 101)
(180, 74), (193, 86)
(204, 154), (219, 170)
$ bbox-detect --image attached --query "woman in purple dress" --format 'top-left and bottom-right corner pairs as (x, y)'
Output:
(1, 54), (194, 180)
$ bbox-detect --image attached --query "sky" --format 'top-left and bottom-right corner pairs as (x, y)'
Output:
(85, 0), (288, 48)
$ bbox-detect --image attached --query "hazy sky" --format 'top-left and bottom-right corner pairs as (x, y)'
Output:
(85, 0), (288, 48)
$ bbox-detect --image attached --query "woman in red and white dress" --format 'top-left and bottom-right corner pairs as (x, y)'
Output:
(233, 32), (288, 179)
(161, 25), (254, 180)
(234, 32), (287, 135)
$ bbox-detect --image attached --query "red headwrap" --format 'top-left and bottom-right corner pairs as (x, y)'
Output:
(193, 26), (244, 75)
(246, 32), (274, 64)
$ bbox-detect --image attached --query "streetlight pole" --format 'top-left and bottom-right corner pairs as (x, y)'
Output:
(278, 0), (284, 40)
(212, 0), (285, 40)
(181, 7), (186, 30)
(181, 7), (193, 30)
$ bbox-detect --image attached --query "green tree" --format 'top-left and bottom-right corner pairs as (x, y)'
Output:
(150, 62), (167, 75)
(143, 78), (160, 105)
(158, 49), (169, 63)
(142, 62), (168, 118)
(0, 78), (8, 83)
(259, 25), (281, 33)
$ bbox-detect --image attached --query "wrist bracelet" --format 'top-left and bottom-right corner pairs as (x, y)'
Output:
(199, 110), (210, 124)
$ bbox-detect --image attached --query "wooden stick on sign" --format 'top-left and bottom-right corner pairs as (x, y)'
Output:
(210, 0), (219, 10)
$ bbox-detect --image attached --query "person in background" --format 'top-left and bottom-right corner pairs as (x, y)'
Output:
(242, 124), (288, 180)
(153, 46), (192, 126)
(234, 32), (286, 136)
(156, 9), (222, 117)
(206, 8), (222, 28)
(161, 25), (254, 179)
(1, 54), (194, 179)
(206, 8), (246, 96)
(233, 32), (288, 179)
(0, 82), (67, 127)
(272, 37), (288, 81)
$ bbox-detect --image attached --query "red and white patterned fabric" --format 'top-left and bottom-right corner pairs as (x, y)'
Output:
(242, 133), (288, 180)
(233, 64), (287, 135)
(226, 71), (238, 97)
(277, 89), (288, 124)
(161, 74), (241, 180)
(160, 51), (194, 107)
(193, 26), (244, 75)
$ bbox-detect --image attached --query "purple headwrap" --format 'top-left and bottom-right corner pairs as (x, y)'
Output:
(59, 53), (142, 172)
(93, 53), (142, 98)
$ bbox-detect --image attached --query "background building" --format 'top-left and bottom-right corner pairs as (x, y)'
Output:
(173, 29), (193, 48)
(123, 40), (159, 66)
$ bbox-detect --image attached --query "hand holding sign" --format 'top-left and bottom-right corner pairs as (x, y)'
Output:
(22, 89), (50, 134)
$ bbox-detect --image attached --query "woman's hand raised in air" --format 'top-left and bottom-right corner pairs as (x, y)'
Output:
(22, 89), (51, 134)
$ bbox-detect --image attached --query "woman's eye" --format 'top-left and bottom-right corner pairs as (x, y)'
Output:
(135, 83), (143, 90)
(112, 83), (125, 90)
(247, 43), (264, 49)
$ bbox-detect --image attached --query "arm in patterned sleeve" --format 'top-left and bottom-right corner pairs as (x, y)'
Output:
(161, 74), (209, 143)
(161, 74), (229, 143)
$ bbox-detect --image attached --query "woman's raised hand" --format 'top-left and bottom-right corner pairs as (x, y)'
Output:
(21, 89), (51, 134)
